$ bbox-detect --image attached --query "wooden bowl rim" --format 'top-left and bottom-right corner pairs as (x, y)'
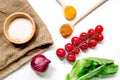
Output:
(3, 12), (36, 44)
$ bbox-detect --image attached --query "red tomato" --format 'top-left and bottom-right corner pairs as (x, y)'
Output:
(65, 43), (74, 52)
(66, 53), (76, 62)
(79, 32), (89, 41)
(97, 34), (104, 42)
(80, 41), (89, 51)
(95, 25), (104, 33)
(73, 47), (80, 54)
(93, 34), (104, 42)
(71, 37), (81, 47)
(88, 39), (97, 47)
(88, 29), (95, 37)
(56, 48), (66, 58)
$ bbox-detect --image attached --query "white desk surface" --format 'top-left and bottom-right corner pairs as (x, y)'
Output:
(5, 0), (120, 80)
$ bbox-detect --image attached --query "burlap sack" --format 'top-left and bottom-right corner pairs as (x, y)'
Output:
(0, 0), (53, 79)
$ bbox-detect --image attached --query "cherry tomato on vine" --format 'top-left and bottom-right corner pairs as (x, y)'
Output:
(65, 43), (74, 52)
(80, 41), (89, 51)
(56, 48), (66, 59)
(79, 32), (89, 41)
(66, 53), (76, 62)
(71, 37), (81, 47)
(97, 34), (104, 42)
(93, 33), (104, 42)
(88, 29), (95, 37)
(73, 47), (81, 54)
(95, 25), (104, 33)
(88, 39), (97, 48)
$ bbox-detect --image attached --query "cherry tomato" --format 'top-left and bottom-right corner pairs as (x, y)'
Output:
(65, 43), (74, 52)
(88, 39), (97, 48)
(71, 37), (81, 47)
(97, 34), (104, 42)
(80, 41), (89, 51)
(73, 47), (80, 54)
(95, 25), (104, 33)
(66, 53), (76, 62)
(56, 48), (66, 58)
(79, 32), (89, 41)
(88, 29), (95, 37)
(93, 34), (104, 42)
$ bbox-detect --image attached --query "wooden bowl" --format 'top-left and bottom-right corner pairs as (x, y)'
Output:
(3, 12), (36, 44)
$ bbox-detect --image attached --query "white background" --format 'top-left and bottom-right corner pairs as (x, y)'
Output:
(5, 0), (120, 80)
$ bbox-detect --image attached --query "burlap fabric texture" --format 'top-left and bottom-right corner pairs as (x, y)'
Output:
(0, 0), (53, 79)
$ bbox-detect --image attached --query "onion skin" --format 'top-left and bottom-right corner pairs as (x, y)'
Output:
(31, 54), (51, 72)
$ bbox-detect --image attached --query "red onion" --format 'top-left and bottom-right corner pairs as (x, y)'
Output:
(31, 54), (51, 72)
